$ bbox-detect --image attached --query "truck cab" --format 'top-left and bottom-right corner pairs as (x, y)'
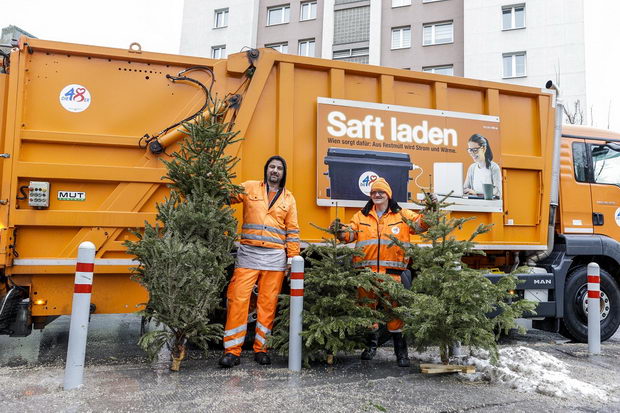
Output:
(543, 125), (620, 341)
(560, 125), (620, 241)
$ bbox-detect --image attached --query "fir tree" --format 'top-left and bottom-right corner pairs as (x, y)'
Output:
(394, 193), (536, 365)
(269, 221), (404, 366)
(125, 99), (243, 371)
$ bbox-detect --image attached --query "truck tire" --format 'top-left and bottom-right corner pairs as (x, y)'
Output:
(562, 266), (620, 342)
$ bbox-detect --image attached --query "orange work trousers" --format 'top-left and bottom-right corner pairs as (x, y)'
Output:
(358, 273), (404, 333)
(223, 267), (286, 356)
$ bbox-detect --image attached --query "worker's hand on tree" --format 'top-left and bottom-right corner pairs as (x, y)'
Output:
(329, 219), (347, 241)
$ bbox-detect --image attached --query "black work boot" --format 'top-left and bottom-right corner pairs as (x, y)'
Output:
(392, 333), (410, 367)
(254, 351), (271, 365)
(361, 332), (379, 360)
(218, 352), (240, 368)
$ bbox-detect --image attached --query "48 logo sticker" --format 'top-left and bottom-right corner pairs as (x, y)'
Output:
(358, 171), (379, 196)
(59, 84), (91, 112)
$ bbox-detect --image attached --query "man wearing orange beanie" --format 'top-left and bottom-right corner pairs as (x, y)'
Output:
(335, 177), (428, 367)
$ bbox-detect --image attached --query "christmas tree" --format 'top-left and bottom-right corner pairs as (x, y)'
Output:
(395, 193), (536, 365)
(269, 221), (406, 366)
(125, 99), (243, 371)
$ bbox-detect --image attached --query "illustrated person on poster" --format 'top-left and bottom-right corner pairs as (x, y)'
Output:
(463, 134), (502, 199)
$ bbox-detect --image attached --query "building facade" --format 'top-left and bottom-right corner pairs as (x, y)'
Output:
(464, 0), (587, 121)
(180, 0), (615, 127)
(180, 0), (464, 74)
(179, 0), (260, 58)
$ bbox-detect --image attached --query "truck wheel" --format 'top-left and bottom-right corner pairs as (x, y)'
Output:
(562, 266), (620, 342)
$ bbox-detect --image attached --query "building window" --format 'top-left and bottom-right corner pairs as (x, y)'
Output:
(333, 6), (370, 45)
(266, 42), (288, 53)
(392, 0), (412, 7)
(214, 8), (229, 28)
(332, 47), (369, 64)
(422, 64), (454, 75)
(391, 26), (411, 49)
(300, 1), (317, 21)
(423, 21), (453, 45)
(298, 39), (316, 57)
(572, 142), (587, 183)
(211, 45), (226, 59)
(502, 4), (525, 30)
(267, 4), (290, 26)
(503, 52), (526, 78)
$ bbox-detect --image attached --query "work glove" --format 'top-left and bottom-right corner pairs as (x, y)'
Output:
(329, 219), (347, 241)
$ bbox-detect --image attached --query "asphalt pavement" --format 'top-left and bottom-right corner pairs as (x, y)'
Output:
(1, 314), (619, 412)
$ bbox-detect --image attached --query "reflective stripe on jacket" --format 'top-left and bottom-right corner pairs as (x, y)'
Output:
(232, 180), (300, 257)
(342, 207), (427, 273)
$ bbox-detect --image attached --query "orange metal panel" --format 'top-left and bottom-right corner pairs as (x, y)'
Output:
(2, 38), (561, 318)
(19, 274), (147, 316)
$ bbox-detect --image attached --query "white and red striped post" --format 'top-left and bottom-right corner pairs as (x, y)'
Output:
(64, 241), (96, 390)
(289, 256), (304, 372)
(587, 262), (601, 355)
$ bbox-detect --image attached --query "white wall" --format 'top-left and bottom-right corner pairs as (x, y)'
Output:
(464, 0), (586, 121)
(368, 0), (382, 65)
(180, 0), (259, 58)
(321, 0), (335, 59)
(584, 0), (620, 130)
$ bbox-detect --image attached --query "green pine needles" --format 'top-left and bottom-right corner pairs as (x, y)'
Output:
(395, 193), (536, 364)
(125, 99), (243, 371)
(270, 222), (403, 366)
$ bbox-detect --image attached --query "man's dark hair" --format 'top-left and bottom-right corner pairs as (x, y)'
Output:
(264, 155), (287, 188)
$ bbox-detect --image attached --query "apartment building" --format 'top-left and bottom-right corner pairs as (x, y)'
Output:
(179, 0), (260, 58)
(180, 0), (464, 74)
(464, 0), (618, 128)
(180, 1), (616, 126)
(380, 0), (463, 74)
(464, 0), (586, 118)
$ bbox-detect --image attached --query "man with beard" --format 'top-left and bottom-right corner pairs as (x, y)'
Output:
(219, 156), (300, 367)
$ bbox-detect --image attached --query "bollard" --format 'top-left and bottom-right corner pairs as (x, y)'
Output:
(587, 262), (601, 355)
(289, 256), (305, 372)
(64, 241), (96, 390)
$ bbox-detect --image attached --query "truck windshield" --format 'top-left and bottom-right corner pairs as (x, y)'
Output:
(591, 144), (620, 185)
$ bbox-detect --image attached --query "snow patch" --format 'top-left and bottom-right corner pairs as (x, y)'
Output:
(461, 346), (610, 402)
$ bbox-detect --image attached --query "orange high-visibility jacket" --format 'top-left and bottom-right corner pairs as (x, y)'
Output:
(232, 180), (300, 257)
(342, 207), (427, 273)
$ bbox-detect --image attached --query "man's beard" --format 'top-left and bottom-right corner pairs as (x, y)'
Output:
(269, 174), (280, 184)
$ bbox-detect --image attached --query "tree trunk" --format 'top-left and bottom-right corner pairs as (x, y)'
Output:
(170, 342), (186, 372)
(440, 343), (449, 364)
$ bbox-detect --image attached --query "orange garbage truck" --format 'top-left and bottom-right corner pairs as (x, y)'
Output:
(0, 37), (618, 342)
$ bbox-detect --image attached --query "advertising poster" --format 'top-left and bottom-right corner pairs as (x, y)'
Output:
(316, 97), (502, 212)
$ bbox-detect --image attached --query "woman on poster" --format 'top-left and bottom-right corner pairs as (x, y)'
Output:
(463, 134), (502, 199)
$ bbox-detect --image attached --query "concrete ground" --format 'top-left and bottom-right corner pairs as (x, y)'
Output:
(1, 314), (619, 412)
